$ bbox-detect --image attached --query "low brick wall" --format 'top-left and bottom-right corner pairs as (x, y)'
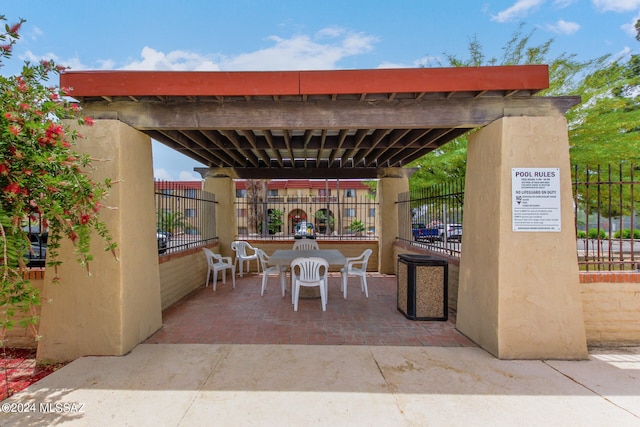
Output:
(580, 272), (640, 346)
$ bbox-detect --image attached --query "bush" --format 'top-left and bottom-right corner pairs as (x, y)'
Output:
(587, 228), (607, 239)
(576, 230), (587, 238)
(613, 229), (640, 239)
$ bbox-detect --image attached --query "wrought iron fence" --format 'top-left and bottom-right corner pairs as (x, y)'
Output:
(398, 164), (640, 270)
(155, 180), (217, 254)
(573, 164), (639, 271)
(397, 179), (464, 257)
(235, 194), (378, 240)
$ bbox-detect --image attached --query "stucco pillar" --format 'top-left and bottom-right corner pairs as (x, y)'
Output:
(37, 120), (162, 363)
(457, 116), (588, 359)
(202, 174), (236, 258)
(377, 169), (411, 274)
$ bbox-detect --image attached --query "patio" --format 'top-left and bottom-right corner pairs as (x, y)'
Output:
(145, 272), (474, 347)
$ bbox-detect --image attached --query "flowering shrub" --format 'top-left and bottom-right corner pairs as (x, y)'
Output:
(0, 16), (116, 343)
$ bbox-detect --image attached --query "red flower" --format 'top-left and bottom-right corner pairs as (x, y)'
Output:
(8, 22), (22, 34)
(80, 214), (91, 225)
(4, 182), (21, 194)
(9, 125), (20, 136)
(84, 117), (94, 126)
(0, 163), (8, 175)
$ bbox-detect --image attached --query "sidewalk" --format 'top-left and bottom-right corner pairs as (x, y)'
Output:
(1, 344), (639, 426)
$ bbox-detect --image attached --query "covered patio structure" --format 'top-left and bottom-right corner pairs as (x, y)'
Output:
(36, 66), (587, 362)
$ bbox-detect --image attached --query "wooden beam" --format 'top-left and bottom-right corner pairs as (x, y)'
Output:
(80, 96), (581, 130)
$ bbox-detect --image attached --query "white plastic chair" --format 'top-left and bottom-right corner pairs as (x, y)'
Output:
(292, 239), (319, 251)
(290, 257), (329, 311)
(255, 248), (286, 297)
(340, 249), (372, 299)
(231, 240), (260, 277)
(202, 247), (236, 290)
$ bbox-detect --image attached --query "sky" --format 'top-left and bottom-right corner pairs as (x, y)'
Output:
(3, 0), (639, 181)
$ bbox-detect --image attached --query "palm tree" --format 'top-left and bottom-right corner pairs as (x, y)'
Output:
(157, 211), (187, 235)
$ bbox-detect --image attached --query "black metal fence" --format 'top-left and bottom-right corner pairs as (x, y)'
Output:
(397, 164), (640, 270)
(235, 195), (378, 240)
(573, 164), (639, 271)
(397, 179), (465, 257)
(155, 180), (217, 254)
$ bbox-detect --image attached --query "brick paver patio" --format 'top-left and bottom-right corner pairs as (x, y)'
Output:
(146, 273), (475, 347)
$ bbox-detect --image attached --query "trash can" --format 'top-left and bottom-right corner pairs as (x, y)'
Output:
(397, 254), (448, 321)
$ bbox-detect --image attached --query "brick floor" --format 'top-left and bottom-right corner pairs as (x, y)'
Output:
(145, 273), (475, 347)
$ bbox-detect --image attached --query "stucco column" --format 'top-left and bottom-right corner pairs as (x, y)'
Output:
(377, 169), (411, 274)
(202, 173), (236, 258)
(37, 120), (162, 363)
(457, 116), (588, 360)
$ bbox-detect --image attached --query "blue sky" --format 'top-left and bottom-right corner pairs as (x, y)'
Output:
(3, 0), (639, 180)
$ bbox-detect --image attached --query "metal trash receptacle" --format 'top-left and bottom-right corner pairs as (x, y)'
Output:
(397, 254), (448, 321)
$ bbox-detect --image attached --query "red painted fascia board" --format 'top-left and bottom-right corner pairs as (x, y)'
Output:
(299, 65), (549, 94)
(61, 65), (548, 98)
(60, 70), (301, 97)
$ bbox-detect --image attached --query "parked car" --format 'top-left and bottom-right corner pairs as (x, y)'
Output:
(412, 223), (439, 241)
(157, 232), (169, 254)
(447, 224), (463, 241)
(293, 221), (316, 239)
(157, 229), (172, 241)
(23, 225), (48, 268)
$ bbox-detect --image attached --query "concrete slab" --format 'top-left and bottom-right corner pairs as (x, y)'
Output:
(1, 344), (639, 426)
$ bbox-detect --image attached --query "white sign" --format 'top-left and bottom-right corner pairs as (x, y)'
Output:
(512, 168), (561, 232)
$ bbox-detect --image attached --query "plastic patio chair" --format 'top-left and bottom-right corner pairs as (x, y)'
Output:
(292, 239), (320, 251)
(290, 257), (329, 311)
(202, 247), (236, 290)
(255, 248), (286, 297)
(231, 240), (260, 277)
(340, 249), (372, 299)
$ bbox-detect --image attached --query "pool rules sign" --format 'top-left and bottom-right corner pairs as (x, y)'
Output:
(512, 168), (561, 232)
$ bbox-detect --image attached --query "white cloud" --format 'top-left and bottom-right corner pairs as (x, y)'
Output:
(178, 171), (202, 181)
(115, 28), (377, 72)
(621, 13), (640, 36)
(491, 0), (546, 23)
(546, 19), (581, 34)
(154, 168), (173, 181)
(554, 0), (578, 7)
(592, 0), (640, 12)
(220, 29), (377, 71)
(121, 47), (220, 71)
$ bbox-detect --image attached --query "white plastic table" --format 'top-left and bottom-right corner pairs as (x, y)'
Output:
(268, 249), (347, 300)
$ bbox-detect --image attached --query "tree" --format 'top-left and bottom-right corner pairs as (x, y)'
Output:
(0, 16), (116, 344)
(156, 210), (187, 235)
(245, 179), (269, 235)
(409, 24), (612, 190)
(566, 56), (640, 166)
